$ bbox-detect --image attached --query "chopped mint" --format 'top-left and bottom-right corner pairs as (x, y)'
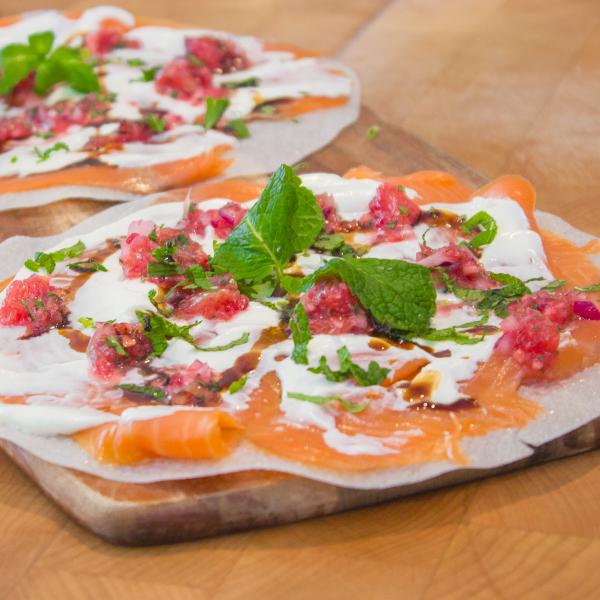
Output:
(290, 302), (311, 364)
(34, 142), (69, 163)
(68, 259), (107, 273)
(24, 240), (85, 274)
(145, 114), (166, 133)
(195, 332), (250, 352)
(78, 316), (95, 329)
(229, 376), (248, 393)
(227, 118), (250, 139)
(222, 76), (259, 89)
(117, 383), (166, 402)
(288, 392), (370, 413)
(260, 104), (276, 114)
(542, 280), (568, 292)
(461, 211), (498, 249)
(136, 310), (199, 358)
(366, 125), (380, 140)
(126, 58), (145, 67)
(204, 97), (230, 131)
(187, 54), (205, 67)
(309, 346), (389, 387)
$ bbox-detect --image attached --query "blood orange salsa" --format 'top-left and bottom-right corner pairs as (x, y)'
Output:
(1, 165), (600, 475)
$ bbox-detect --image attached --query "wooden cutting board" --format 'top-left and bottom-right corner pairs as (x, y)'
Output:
(3, 106), (600, 547)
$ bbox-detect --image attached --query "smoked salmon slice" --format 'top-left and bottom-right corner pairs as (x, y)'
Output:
(74, 410), (242, 465)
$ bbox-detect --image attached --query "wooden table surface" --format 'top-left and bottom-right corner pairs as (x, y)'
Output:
(2, 1), (600, 598)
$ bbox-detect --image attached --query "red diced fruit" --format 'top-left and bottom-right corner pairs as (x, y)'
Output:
(417, 243), (499, 290)
(162, 359), (221, 405)
(0, 275), (69, 336)
(301, 279), (371, 335)
(155, 56), (223, 101)
(179, 201), (246, 239)
(494, 290), (589, 371)
(120, 220), (208, 285)
(87, 322), (152, 381)
(368, 183), (420, 228)
(173, 274), (249, 321)
(83, 26), (140, 55)
(185, 37), (249, 73)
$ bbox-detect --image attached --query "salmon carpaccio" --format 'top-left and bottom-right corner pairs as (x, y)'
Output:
(3, 167), (600, 474)
(0, 8), (355, 196)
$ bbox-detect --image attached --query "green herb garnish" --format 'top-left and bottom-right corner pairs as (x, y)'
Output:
(24, 240), (85, 274)
(222, 77), (259, 89)
(288, 392), (370, 413)
(117, 383), (166, 402)
(204, 97), (230, 131)
(227, 118), (250, 139)
(68, 259), (108, 273)
(229, 376), (248, 393)
(461, 211), (498, 250)
(290, 302), (311, 364)
(145, 114), (166, 133)
(34, 142), (69, 163)
(366, 125), (380, 140)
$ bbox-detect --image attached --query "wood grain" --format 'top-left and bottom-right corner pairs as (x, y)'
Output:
(1, 0), (600, 597)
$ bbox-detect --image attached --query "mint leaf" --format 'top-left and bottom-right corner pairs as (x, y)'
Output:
(211, 164), (324, 284)
(127, 58), (145, 67)
(366, 125), (380, 140)
(196, 332), (249, 352)
(117, 384), (166, 402)
(319, 257), (436, 332)
(204, 97), (230, 131)
(0, 41), (43, 94)
(227, 118), (250, 139)
(312, 231), (345, 252)
(461, 211), (498, 249)
(222, 77), (260, 89)
(229, 375), (248, 393)
(28, 32), (54, 58)
(290, 302), (311, 364)
(309, 346), (389, 387)
(288, 392), (370, 414)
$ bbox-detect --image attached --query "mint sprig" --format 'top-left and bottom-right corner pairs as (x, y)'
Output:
(0, 31), (100, 95)
(136, 310), (198, 358)
(211, 164), (324, 285)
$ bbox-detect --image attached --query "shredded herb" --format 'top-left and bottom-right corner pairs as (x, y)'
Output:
(366, 125), (380, 140)
(204, 97), (230, 131)
(290, 302), (311, 364)
(229, 376), (248, 393)
(227, 118), (250, 139)
(288, 392), (370, 413)
(25, 240), (85, 274)
(222, 76), (259, 89)
(34, 142), (69, 163)
(309, 346), (389, 387)
(68, 259), (107, 273)
(77, 316), (95, 329)
(145, 114), (166, 133)
(117, 383), (166, 402)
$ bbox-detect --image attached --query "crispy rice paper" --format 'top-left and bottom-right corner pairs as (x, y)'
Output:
(0, 188), (600, 489)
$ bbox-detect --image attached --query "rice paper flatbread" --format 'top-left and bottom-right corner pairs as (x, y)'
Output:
(1, 167), (600, 490)
(0, 6), (359, 210)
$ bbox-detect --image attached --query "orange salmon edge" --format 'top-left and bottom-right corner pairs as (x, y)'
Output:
(73, 410), (243, 465)
(271, 96), (348, 119)
(343, 166), (384, 180)
(99, 18), (132, 32)
(0, 145), (233, 196)
(152, 179), (265, 206)
(261, 40), (321, 59)
(0, 16), (22, 27)
(0, 276), (15, 294)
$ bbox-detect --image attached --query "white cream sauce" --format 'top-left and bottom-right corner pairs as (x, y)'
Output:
(0, 178), (555, 456)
